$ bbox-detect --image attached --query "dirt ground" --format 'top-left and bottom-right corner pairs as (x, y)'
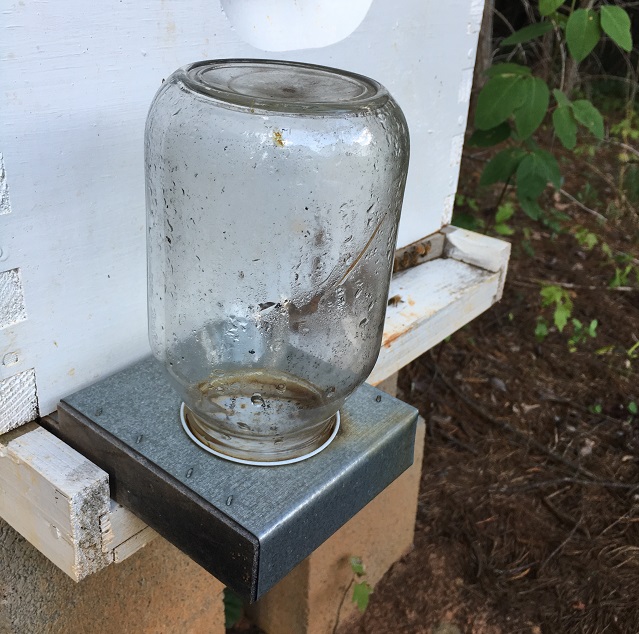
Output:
(339, 144), (639, 634)
(231, 136), (639, 633)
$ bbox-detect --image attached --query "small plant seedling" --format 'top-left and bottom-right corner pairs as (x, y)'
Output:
(350, 556), (373, 614)
(540, 284), (573, 332)
(568, 318), (598, 352)
(590, 403), (603, 415)
(628, 341), (639, 360)
(574, 227), (598, 251)
(535, 317), (549, 341)
(223, 587), (244, 628)
(629, 401), (638, 416)
(493, 201), (516, 236)
(610, 264), (634, 288)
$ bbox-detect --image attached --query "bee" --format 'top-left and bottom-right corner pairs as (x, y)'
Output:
(387, 294), (404, 307)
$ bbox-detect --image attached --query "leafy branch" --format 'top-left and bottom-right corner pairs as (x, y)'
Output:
(469, 1), (633, 223)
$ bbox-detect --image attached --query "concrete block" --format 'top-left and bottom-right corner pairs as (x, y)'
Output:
(248, 414), (426, 634)
(0, 525), (225, 634)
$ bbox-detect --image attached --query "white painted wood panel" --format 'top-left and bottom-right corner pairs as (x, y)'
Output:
(0, 0), (484, 419)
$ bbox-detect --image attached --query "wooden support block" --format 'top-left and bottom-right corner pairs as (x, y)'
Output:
(0, 422), (111, 581)
(101, 499), (158, 563)
(0, 421), (158, 582)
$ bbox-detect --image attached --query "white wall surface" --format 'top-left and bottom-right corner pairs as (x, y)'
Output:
(0, 0), (483, 419)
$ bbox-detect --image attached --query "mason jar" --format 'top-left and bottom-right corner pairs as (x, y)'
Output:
(145, 59), (409, 464)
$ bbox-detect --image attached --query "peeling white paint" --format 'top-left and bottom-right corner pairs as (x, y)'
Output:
(449, 134), (465, 168)
(0, 368), (38, 434)
(0, 269), (27, 330)
(458, 67), (475, 104)
(0, 154), (11, 216)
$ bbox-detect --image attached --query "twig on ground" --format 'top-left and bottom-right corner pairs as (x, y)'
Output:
(432, 423), (480, 455)
(492, 477), (638, 493)
(539, 394), (626, 425)
(537, 520), (582, 575)
(511, 277), (636, 292)
(541, 495), (590, 537)
(582, 161), (638, 216)
(559, 188), (607, 221)
(606, 139), (639, 161)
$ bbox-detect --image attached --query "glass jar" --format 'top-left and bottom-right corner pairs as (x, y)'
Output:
(146, 59), (409, 464)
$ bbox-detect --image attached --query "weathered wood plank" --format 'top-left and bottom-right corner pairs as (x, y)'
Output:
(0, 422), (111, 581)
(368, 227), (510, 385)
(442, 225), (511, 299)
(100, 499), (158, 562)
(368, 259), (500, 385)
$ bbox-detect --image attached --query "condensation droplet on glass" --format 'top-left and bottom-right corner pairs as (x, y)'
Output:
(251, 393), (266, 407)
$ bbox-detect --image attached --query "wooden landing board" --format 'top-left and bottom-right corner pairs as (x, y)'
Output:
(368, 226), (510, 385)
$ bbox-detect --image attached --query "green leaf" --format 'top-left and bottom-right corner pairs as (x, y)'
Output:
(352, 582), (373, 613)
(566, 9), (602, 63)
(588, 319), (598, 337)
(539, 0), (565, 17)
(554, 302), (571, 332)
(535, 318), (549, 341)
(475, 75), (527, 130)
(501, 21), (553, 46)
(514, 76), (550, 139)
(223, 588), (244, 629)
(467, 122), (512, 147)
(350, 557), (366, 576)
(629, 401), (638, 415)
(600, 5), (632, 52)
(494, 223), (515, 236)
(517, 154), (550, 199)
(553, 105), (578, 149)
(572, 100), (604, 139)
(534, 149), (561, 188)
(552, 88), (571, 108)
(541, 285), (564, 306)
(519, 196), (543, 220)
(485, 63), (531, 78)
(480, 148), (527, 186)
(452, 212), (483, 231)
(495, 201), (516, 223)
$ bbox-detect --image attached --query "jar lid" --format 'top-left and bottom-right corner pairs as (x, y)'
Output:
(179, 59), (389, 114)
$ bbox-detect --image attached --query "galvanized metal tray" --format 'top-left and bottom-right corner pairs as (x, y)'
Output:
(44, 357), (418, 600)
